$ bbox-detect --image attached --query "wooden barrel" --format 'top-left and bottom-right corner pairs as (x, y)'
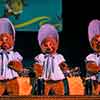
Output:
(16, 77), (32, 95)
(67, 76), (85, 95)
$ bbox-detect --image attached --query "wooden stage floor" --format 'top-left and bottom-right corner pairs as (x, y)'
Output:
(0, 96), (100, 100)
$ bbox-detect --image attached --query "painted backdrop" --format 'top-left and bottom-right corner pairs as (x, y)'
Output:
(0, 0), (62, 31)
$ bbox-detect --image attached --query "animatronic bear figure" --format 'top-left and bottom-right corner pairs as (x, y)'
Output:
(0, 18), (32, 95)
(33, 24), (69, 96)
(85, 19), (100, 95)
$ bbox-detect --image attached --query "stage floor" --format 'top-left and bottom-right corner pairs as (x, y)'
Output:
(0, 96), (100, 100)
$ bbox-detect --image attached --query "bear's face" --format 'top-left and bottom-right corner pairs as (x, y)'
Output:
(91, 34), (100, 52)
(41, 36), (58, 54)
(0, 33), (14, 50)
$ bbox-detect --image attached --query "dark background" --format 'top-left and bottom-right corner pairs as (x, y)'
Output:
(14, 1), (100, 76)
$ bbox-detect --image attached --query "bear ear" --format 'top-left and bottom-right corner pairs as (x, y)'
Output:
(38, 24), (59, 46)
(88, 19), (100, 43)
(0, 18), (15, 41)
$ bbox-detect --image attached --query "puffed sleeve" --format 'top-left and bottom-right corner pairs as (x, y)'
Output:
(57, 54), (66, 64)
(14, 52), (23, 61)
(34, 53), (44, 66)
(86, 54), (96, 63)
